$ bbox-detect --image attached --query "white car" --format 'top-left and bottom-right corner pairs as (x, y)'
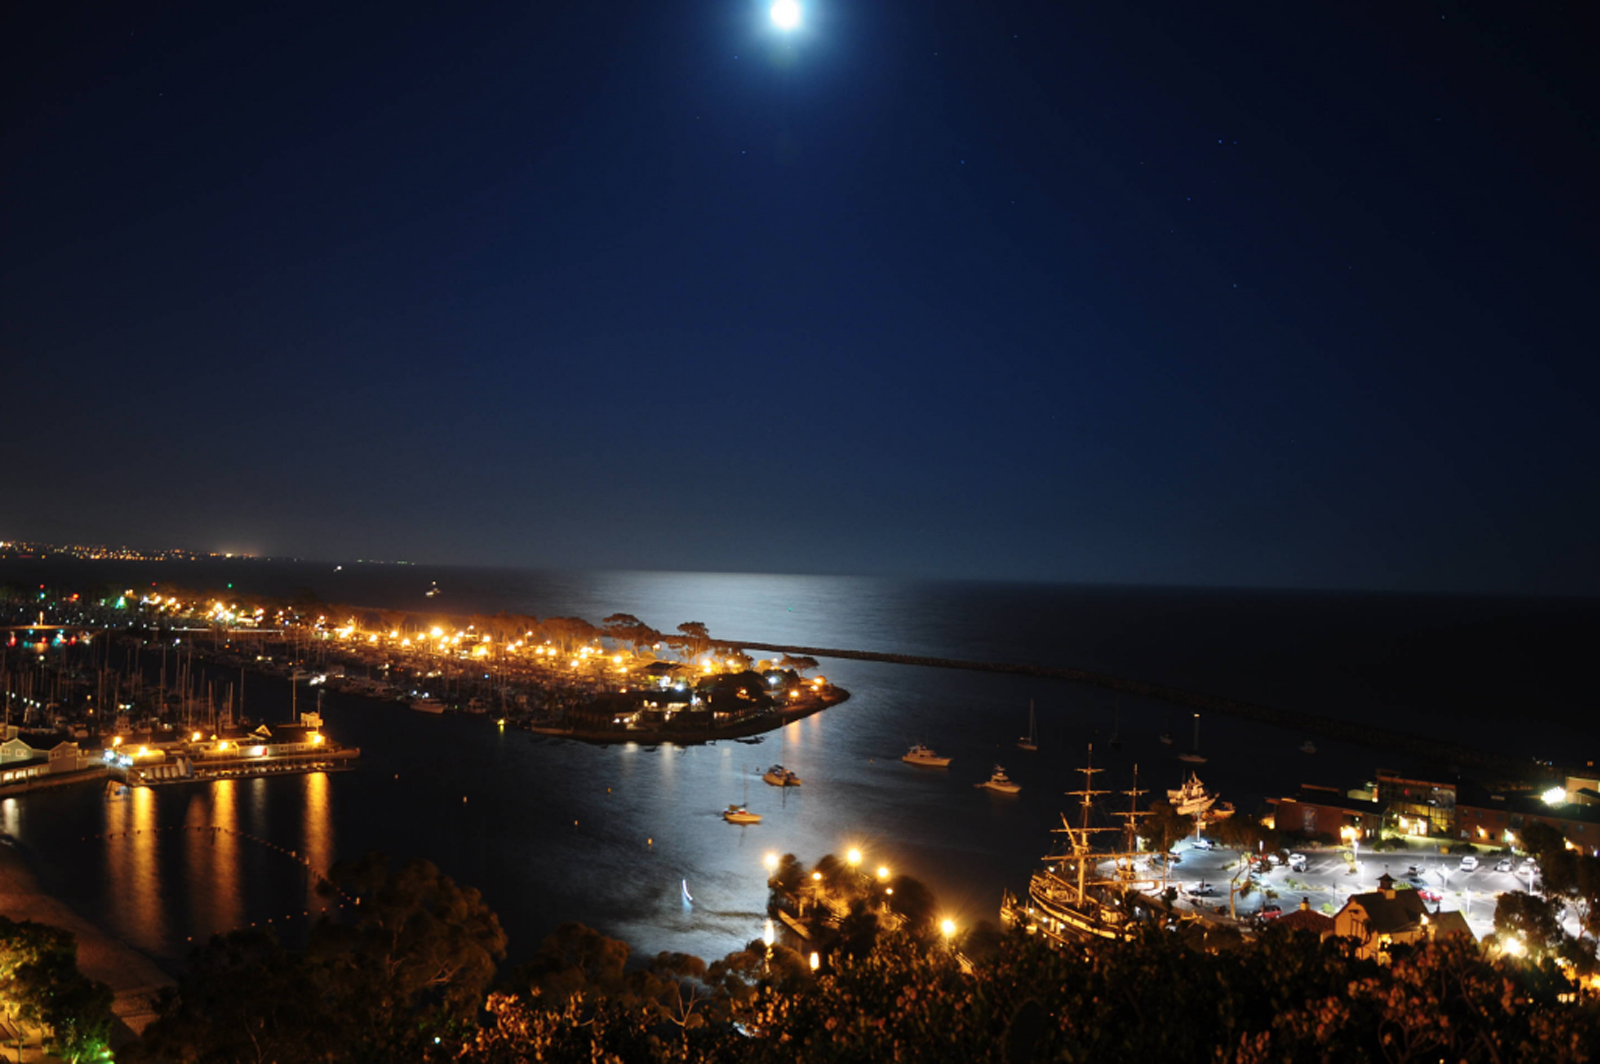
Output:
(1459, 855), (1479, 872)
(1287, 853), (1308, 872)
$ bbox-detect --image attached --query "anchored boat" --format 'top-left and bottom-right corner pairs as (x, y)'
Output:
(901, 743), (952, 767)
(723, 803), (762, 824)
(976, 764), (1021, 794)
(1017, 701), (1038, 752)
(762, 764), (802, 787)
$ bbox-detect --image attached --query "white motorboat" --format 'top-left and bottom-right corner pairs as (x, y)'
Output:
(976, 765), (1021, 794)
(902, 743), (952, 767)
(408, 696), (445, 714)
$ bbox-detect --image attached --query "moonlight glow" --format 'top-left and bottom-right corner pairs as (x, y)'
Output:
(770, 0), (800, 31)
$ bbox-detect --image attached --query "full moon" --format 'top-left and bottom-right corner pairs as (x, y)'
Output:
(770, 0), (800, 31)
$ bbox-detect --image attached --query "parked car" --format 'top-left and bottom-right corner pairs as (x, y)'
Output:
(1406, 865), (1423, 880)
(1186, 882), (1218, 898)
(1287, 853), (1308, 872)
(1495, 857), (1514, 873)
(1258, 904), (1283, 919)
(1459, 855), (1480, 872)
(1417, 888), (1442, 903)
(1192, 837), (1216, 851)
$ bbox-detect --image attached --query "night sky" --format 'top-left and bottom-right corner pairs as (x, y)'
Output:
(4, 2), (1596, 593)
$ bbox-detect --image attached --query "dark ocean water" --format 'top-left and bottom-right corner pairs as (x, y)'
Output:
(3, 560), (1596, 971)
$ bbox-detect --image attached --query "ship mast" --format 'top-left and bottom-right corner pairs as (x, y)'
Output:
(1061, 743), (1113, 901)
(1112, 764), (1151, 884)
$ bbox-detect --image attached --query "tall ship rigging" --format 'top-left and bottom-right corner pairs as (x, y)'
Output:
(1002, 746), (1177, 944)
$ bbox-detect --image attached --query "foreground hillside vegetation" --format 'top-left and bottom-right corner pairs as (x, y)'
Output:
(109, 852), (1600, 1064)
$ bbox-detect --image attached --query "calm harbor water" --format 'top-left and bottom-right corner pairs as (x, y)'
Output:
(3, 562), (1597, 970)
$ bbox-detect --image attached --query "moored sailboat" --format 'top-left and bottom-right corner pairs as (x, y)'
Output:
(1177, 712), (1207, 763)
(723, 803), (762, 824)
(1017, 701), (1038, 752)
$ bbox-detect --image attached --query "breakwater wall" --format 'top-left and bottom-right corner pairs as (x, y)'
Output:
(734, 640), (1538, 780)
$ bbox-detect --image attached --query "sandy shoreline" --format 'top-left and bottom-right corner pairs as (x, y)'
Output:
(0, 835), (173, 1044)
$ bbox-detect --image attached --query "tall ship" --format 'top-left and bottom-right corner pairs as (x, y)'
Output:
(1002, 747), (1173, 944)
(1167, 772), (1216, 816)
(1167, 771), (1234, 822)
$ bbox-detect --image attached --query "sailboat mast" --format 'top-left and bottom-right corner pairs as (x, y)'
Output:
(1075, 743), (1105, 900)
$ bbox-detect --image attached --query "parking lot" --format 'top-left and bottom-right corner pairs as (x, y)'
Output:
(1136, 837), (1550, 941)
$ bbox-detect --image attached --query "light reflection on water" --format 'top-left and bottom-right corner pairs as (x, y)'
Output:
(4, 571), (1595, 972)
(303, 770), (333, 908)
(0, 660), (1443, 972)
(182, 782), (241, 934)
(103, 787), (167, 955)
